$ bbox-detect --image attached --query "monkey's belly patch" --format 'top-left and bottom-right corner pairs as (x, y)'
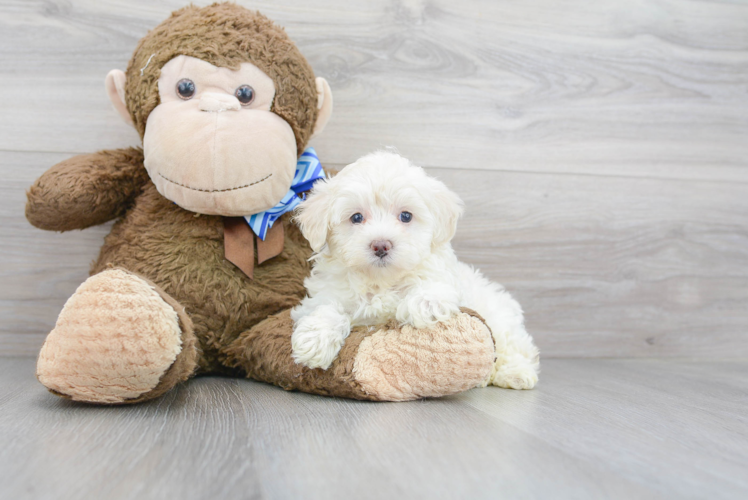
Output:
(157, 171), (273, 193)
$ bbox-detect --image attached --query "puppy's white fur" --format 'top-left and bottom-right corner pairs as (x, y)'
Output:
(291, 151), (539, 389)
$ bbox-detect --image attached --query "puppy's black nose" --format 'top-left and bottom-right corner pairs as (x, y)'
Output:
(370, 240), (392, 258)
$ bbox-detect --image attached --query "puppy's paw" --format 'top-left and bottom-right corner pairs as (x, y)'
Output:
(491, 355), (539, 390)
(397, 284), (460, 328)
(292, 305), (351, 370)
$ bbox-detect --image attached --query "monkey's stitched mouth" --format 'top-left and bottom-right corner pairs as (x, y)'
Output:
(157, 172), (273, 193)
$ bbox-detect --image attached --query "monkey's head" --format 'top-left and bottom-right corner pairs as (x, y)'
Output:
(105, 3), (332, 216)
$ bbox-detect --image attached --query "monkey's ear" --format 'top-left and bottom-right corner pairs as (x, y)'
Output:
(105, 70), (134, 127)
(311, 77), (333, 138)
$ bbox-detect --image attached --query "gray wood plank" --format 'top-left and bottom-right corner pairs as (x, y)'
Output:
(4, 150), (746, 357)
(0, 151), (110, 355)
(438, 167), (748, 358)
(461, 358), (748, 499)
(0, 0), (746, 181)
(1, 357), (746, 499)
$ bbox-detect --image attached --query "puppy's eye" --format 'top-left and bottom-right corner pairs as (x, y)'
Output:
(235, 85), (255, 105)
(176, 79), (196, 100)
(350, 213), (364, 224)
(399, 211), (412, 223)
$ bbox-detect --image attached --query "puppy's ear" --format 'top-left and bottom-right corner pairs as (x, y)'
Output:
(423, 175), (464, 247)
(295, 179), (334, 252)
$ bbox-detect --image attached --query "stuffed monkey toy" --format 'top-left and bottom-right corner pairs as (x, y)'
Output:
(26, 3), (496, 404)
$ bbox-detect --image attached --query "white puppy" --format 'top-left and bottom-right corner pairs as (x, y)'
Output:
(291, 151), (539, 390)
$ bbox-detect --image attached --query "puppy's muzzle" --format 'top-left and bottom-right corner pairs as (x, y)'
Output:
(370, 240), (392, 259)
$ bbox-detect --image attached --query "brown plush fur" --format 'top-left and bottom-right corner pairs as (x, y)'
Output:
(26, 148), (149, 232)
(126, 3), (318, 155)
(91, 180), (312, 375)
(26, 3), (496, 404)
(224, 308), (495, 402)
(28, 146), (318, 399)
(225, 310), (379, 400)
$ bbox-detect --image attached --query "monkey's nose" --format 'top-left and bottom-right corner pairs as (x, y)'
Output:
(198, 92), (241, 112)
(370, 240), (392, 258)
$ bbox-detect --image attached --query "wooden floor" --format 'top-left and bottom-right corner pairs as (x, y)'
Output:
(1, 357), (746, 500)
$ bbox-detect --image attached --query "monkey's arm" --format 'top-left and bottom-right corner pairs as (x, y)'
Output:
(26, 148), (150, 231)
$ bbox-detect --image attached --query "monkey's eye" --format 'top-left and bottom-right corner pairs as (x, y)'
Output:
(399, 211), (413, 223)
(235, 85), (255, 105)
(350, 213), (364, 224)
(176, 79), (195, 100)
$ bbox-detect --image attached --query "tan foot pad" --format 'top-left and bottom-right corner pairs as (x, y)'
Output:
(37, 269), (183, 403)
(352, 312), (495, 401)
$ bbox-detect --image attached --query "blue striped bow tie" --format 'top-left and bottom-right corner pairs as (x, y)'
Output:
(243, 147), (325, 240)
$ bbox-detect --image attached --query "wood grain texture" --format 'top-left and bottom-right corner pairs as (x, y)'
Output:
(439, 167), (748, 358)
(1, 0), (747, 357)
(3, 3), (747, 498)
(0, 0), (746, 181)
(2, 151), (747, 357)
(1, 357), (747, 500)
(0, 151), (110, 355)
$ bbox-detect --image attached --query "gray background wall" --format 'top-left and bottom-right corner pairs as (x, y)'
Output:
(1, 0), (746, 358)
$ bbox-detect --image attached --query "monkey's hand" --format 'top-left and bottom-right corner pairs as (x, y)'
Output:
(26, 148), (150, 231)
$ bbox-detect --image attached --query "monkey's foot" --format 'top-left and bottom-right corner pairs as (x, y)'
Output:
(37, 268), (197, 404)
(226, 309), (495, 401)
(350, 311), (495, 401)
